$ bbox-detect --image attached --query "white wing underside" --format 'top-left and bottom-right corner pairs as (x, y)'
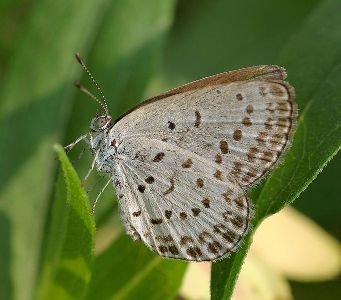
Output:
(108, 67), (296, 261)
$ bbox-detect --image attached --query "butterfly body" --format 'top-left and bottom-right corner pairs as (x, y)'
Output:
(71, 63), (296, 261)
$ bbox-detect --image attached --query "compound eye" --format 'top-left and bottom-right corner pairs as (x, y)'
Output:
(90, 115), (111, 132)
(97, 117), (107, 127)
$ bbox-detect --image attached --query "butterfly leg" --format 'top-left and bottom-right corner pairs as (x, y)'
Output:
(64, 134), (89, 152)
(92, 178), (111, 214)
(82, 149), (100, 185)
(71, 147), (86, 165)
(86, 176), (104, 194)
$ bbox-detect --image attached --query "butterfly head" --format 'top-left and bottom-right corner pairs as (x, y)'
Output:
(90, 114), (112, 132)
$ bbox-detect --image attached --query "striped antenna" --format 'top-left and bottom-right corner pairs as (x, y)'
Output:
(75, 52), (109, 116)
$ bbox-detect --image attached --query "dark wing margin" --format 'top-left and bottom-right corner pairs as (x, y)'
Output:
(114, 65), (287, 124)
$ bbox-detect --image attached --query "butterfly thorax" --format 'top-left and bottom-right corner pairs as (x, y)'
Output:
(89, 115), (120, 173)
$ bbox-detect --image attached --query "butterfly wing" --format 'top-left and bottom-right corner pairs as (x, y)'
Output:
(111, 65), (296, 260)
(114, 65), (296, 187)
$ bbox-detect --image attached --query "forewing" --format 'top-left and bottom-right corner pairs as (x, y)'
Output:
(112, 139), (251, 261)
(113, 66), (296, 188)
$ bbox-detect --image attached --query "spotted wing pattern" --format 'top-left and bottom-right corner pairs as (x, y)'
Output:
(112, 138), (251, 261)
(110, 65), (296, 261)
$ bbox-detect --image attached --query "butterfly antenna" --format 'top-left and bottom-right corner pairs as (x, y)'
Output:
(75, 52), (109, 116)
(74, 80), (107, 113)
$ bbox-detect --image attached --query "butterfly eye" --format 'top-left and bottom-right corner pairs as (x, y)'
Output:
(98, 118), (106, 126)
(90, 116), (111, 132)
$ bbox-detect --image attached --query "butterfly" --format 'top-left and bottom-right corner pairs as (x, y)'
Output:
(66, 53), (297, 261)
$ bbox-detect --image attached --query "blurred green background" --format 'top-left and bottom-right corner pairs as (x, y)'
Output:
(0, 0), (340, 300)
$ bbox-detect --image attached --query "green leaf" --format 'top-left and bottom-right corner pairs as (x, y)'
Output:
(211, 0), (341, 298)
(0, 1), (110, 299)
(36, 145), (95, 300)
(85, 235), (187, 300)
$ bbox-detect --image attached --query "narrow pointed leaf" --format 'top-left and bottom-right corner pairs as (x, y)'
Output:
(36, 145), (95, 300)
